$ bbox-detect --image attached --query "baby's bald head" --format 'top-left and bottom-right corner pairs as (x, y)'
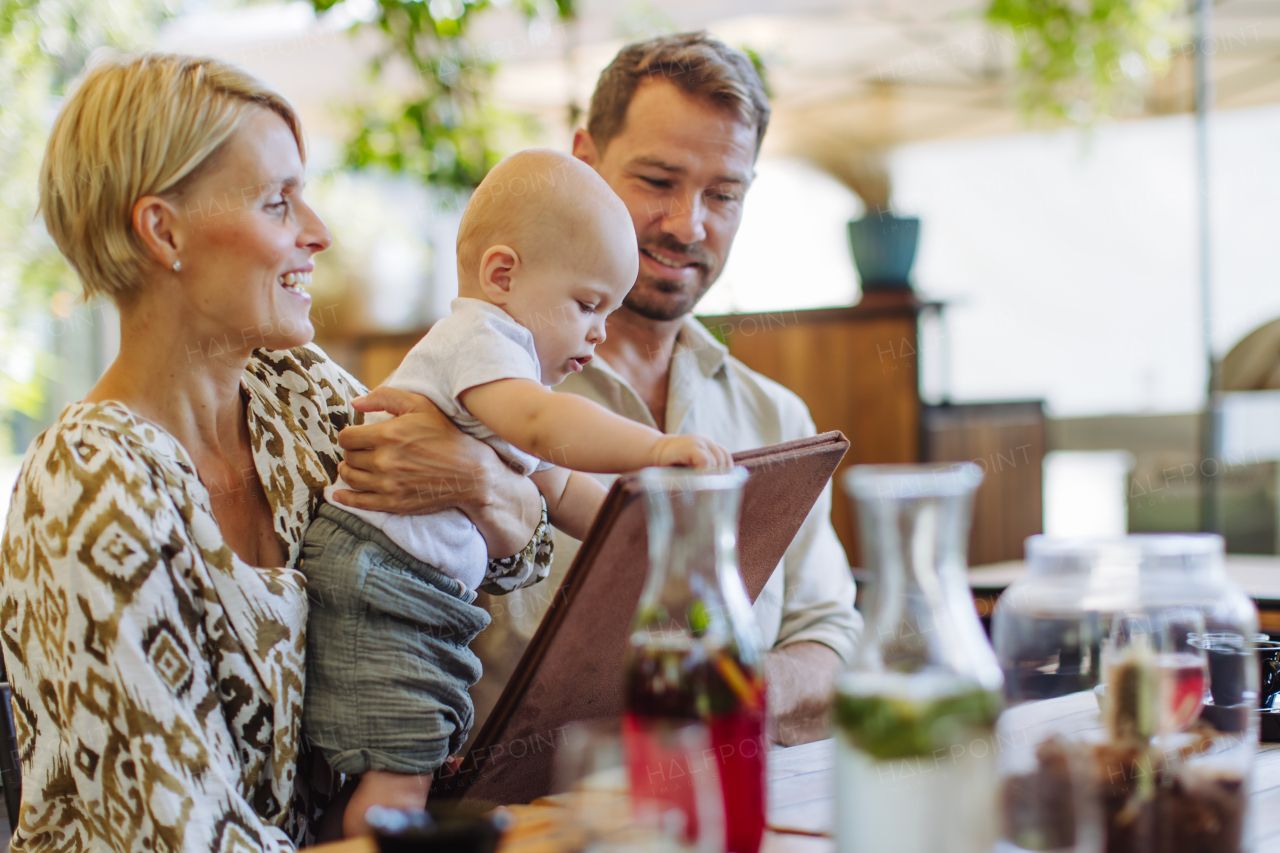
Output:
(455, 150), (640, 385)
(456, 149), (636, 295)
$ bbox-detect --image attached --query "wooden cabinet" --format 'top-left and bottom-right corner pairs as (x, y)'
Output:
(922, 401), (1046, 566)
(704, 294), (1046, 569)
(699, 290), (924, 562)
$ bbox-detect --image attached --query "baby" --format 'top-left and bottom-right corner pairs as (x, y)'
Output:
(300, 149), (732, 836)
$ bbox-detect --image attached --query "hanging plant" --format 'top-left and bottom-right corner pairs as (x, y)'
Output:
(307, 0), (576, 189)
(985, 0), (1183, 124)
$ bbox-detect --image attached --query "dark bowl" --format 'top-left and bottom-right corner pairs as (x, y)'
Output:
(369, 802), (511, 853)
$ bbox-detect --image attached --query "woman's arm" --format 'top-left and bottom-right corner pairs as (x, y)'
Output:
(331, 385), (543, 558)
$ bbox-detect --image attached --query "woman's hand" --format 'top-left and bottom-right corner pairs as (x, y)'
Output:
(333, 386), (542, 557)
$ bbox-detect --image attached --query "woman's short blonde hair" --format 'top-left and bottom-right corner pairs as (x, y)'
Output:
(39, 52), (304, 302)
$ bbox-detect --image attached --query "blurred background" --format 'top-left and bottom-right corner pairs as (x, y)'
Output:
(3, 0), (1280, 567)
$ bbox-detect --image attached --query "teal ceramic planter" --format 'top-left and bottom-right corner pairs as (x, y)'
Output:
(847, 214), (919, 290)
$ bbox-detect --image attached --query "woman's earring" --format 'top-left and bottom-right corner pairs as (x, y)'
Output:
(172, 260), (182, 272)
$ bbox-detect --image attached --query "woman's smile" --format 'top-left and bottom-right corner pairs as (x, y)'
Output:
(278, 267), (313, 299)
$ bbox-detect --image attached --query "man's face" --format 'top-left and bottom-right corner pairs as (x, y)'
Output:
(574, 79), (757, 321)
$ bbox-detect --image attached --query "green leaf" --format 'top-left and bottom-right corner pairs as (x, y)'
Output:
(687, 599), (710, 636)
(985, 0), (1181, 126)
(834, 683), (1002, 760)
(0, 0), (176, 446)
(305, 0), (576, 190)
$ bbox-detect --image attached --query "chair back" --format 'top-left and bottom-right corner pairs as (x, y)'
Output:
(0, 658), (20, 831)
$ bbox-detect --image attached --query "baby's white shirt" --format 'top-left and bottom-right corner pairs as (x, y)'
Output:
(324, 297), (554, 590)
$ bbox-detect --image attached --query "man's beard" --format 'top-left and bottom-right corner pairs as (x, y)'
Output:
(624, 235), (720, 322)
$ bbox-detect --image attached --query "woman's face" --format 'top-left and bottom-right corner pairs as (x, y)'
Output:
(169, 106), (331, 355)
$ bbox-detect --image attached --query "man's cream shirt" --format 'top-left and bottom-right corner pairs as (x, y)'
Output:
(469, 315), (863, 731)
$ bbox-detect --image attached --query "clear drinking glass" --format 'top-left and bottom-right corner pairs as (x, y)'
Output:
(554, 719), (722, 853)
(1104, 608), (1208, 734)
(553, 719), (630, 845)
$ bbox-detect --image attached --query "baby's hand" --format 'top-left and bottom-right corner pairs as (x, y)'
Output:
(652, 434), (734, 469)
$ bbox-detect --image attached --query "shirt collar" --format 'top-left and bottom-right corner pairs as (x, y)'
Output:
(577, 315), (729, 433)
(582, 315), (729, 386)
(674, 314), (730, 381)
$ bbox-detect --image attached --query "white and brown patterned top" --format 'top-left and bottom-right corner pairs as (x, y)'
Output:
(0, 344), (552, 852)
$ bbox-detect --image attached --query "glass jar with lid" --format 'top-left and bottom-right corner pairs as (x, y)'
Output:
(993, 534), (1258, 853)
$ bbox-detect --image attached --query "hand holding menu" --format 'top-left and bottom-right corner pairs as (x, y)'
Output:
(433, 431), (850, 805)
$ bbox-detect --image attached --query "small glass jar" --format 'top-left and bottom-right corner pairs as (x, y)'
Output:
(993, 535), (1258, 853)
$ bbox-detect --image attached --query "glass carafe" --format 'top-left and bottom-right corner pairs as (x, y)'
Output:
(836, 463), (1004, 853)
(993, 535), (1258, 853)
(623, 467), (766, 853)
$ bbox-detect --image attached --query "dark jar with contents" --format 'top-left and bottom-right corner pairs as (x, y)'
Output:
(993, 535), (1258, 853)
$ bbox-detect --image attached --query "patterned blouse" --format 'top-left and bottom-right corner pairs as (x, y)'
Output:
(0, 345), (552, 852)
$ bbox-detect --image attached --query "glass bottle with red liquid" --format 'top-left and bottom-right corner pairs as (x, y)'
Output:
(623, 466), (767, 853)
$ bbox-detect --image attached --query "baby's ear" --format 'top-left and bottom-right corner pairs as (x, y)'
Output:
(478, 245), (520, 303)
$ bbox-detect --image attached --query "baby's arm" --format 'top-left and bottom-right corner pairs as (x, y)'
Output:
(530, 467), (608, 540)
(459, 378), (732, 472)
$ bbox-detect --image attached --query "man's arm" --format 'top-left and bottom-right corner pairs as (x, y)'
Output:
(762, 476), (862, 745)
(332, 386), (542, 558)
(765, 642), (844, 746)
(460, 379), (732, 472)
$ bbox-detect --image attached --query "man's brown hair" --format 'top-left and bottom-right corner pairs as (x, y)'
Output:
(586, 32), (771, 159)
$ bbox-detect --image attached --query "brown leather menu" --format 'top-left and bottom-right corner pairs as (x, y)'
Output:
(432, 431), (850, 805)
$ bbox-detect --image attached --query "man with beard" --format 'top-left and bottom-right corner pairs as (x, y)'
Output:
(469, 32), (862, 746)
(337, 32), (861, 746)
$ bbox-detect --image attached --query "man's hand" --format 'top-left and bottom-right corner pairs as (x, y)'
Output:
(651, 434), (734, 469)
(764, 641), (843, 746)
(333, 386), (542, 557)
(334, 387), (490, 515)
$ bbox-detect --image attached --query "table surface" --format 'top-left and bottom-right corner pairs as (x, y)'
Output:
(312, 741), (840, 853)
(774, 693), (1280, 853)
(315, 692), (1280, 853)
(969, 554), (1280, 602)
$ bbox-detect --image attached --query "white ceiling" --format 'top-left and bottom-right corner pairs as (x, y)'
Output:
(159, 0), (1280, 161)
(479, 0), (1280, 155)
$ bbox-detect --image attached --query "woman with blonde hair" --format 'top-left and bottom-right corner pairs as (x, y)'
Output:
(0, 52), (551, 850)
